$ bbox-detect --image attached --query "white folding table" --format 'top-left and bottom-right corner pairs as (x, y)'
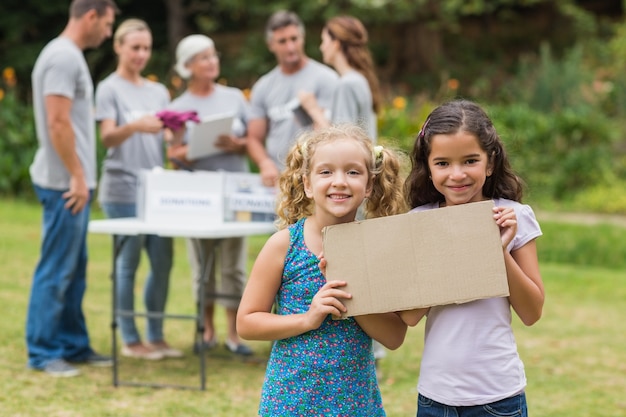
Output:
(88, 218), (275, 390)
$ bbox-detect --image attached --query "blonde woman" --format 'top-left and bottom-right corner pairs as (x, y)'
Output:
(95, 18), (181, 360)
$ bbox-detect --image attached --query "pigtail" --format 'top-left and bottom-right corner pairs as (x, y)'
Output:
(365, 147), (408, 218)
(276, 133), (315, 229)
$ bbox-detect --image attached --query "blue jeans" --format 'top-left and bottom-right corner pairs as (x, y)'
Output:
(417, 393), (527, 417)
(26, 186), (94, 369)
(100, 203), (173, 345)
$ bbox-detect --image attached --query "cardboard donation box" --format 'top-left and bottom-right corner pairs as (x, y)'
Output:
(136, 169), (277, 224)
(322, 200), (509, 318)
(137, 169), (224, 224)
(223, 173), (277, 223)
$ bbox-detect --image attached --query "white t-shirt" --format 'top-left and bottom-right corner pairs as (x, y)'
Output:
(413, 198), (542, 406)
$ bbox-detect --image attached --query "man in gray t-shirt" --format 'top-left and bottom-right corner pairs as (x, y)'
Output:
(26, 0), (118, 378)
(247, 10), (338, 187)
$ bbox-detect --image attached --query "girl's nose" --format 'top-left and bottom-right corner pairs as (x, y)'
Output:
(449, 165), (466, 180)
(332, 172), (348, 186)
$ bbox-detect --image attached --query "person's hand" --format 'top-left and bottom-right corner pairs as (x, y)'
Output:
(133, 114), (164, 134)
(493, 206), (517, 249)
(215, 134), (246, 154)
(259, 159), (279, 187)
(305, 280), (351, 329)
(318, 253), (327, 277)
(63, 175), (89, 215)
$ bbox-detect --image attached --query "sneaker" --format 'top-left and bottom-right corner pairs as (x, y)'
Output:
(121, 344), (164, 360)
(225, 340), (254, 356)
(148, 342), (184, 358)
(42, 359), (80, 378)
(193, 336), (218, 355)
(84, 352), (113, 367)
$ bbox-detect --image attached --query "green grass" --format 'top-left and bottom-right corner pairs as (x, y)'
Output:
(1, 198), (625, 416)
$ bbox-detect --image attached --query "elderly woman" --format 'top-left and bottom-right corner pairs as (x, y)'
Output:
(167, 34), (253, 356)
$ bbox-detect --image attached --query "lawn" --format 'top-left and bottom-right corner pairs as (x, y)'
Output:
(1, 198), (625, 416)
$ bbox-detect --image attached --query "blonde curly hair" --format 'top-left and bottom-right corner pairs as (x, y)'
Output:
(275, 124), (407, 229)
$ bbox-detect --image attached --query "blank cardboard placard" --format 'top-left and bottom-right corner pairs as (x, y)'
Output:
(322, 200), (509, 317)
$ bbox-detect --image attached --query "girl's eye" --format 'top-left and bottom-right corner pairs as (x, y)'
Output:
(465, 159), (478, 164)
(434, 161), (448, 167)
(347, 170), (360, 176)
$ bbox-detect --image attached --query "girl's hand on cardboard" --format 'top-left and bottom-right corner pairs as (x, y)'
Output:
(493, 206), (517, 249)
(306, 280), (351, 328)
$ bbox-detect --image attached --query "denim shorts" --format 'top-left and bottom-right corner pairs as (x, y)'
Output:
(417, 392), (527, 417)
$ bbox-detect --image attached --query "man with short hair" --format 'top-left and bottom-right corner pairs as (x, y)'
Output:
(247, 10), (338, 186)
(27, 0), (119, 377)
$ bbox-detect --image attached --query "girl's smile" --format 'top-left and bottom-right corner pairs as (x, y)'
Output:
(428, 131), (493, 206)
(304, 138), (372, 222)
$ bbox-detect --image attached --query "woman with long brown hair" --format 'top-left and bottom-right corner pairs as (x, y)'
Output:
(299, 15), (381, 141)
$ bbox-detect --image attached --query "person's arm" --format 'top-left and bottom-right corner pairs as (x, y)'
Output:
(298, 91), (330, 129)
(506, 240), (544, 325)
(237, 229), (351, 341)
(354, 313), (407, 350)
(99, 114), (164, 148)
(46, 95), (89, 214)
(494, 206), (544, 326)
(397, 308), (429, 327)
(246, 118), (279, 187)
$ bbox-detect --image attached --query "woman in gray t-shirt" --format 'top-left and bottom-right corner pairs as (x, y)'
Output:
(167, 34), (254, 356)
(95, 19), (181, 361)
(298, 15), (381, 142)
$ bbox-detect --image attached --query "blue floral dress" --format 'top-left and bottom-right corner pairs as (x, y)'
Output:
(259, 218), (385, 417)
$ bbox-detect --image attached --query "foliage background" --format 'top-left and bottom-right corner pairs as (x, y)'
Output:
(1, 0), (625, 212)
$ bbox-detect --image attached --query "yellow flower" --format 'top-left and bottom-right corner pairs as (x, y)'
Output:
(0, 88), (4, 101)
(146, 73), (158, 82)
(392, 96), (407, 110)
(170, 75), (183, 89)
(3, 67), (16, 87)
(242, 88), (251, 101)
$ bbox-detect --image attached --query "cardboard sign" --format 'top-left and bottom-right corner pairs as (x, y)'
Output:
(322, 200), (509, 317)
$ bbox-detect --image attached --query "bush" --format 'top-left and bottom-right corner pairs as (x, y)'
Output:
(0, 67), (36, 197)
(489, 101), (618, 203)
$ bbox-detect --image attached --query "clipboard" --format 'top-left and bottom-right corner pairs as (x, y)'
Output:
(186, 113), (234, 160)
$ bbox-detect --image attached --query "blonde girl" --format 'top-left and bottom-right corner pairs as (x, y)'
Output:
(237, 124), (407, 416)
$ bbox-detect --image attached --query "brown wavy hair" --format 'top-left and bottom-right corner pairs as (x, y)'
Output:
(404, 99), (524, 209)
(276, 124), (407, 229)
(325, 15), (381, 114)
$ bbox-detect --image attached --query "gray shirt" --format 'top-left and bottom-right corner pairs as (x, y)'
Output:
(169, 85), (250, 173)
(30, 37), (97, 190)
(95, 73), (171, 204)
(331, 70), (377, 142)
(249, 59), (338, 169)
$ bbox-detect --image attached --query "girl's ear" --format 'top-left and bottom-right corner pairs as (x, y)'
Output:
(303, 175), (313, 198)
(365, 175), (374, 198)
(487, 153), (495, 177)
